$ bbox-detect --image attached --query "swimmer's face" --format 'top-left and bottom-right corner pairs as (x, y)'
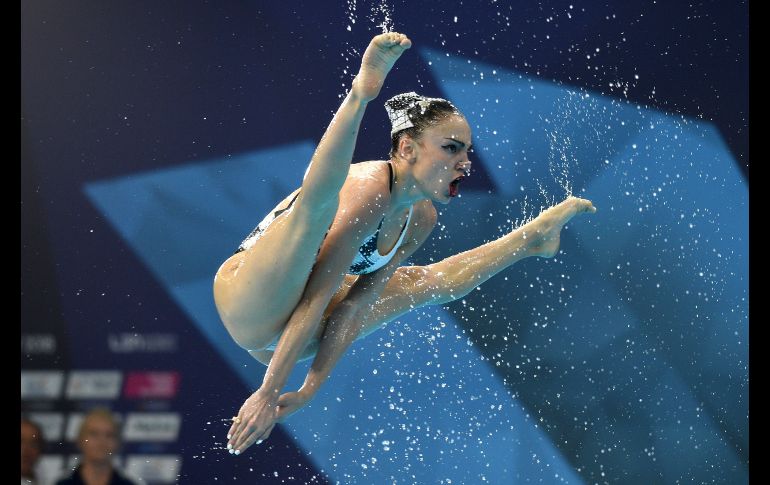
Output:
(411, 115), (473, 204)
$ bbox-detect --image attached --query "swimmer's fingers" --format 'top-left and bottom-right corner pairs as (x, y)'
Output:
(227, 414), (250, 451)
(229, 418), (261, 454)
(227, 420), (239, 444)
(227, 406), (252, 449)
(233, 422), (275, 456)
(227, 389), (278, 452)
(229, 414), (266, 453)
(226, 415), (247, 453)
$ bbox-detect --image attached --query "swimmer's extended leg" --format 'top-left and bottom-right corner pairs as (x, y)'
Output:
(417, 196), (598, 302)
(254, 197), (596, 368)
(297, 32), (411, 210)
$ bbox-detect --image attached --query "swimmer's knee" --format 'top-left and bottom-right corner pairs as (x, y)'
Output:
(217, 313), (277, 352)
(227, 328), (264, 352)
(248, 349), (273, 366)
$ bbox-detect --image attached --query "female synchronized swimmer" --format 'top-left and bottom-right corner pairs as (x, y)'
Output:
(213, 32), (596, 455)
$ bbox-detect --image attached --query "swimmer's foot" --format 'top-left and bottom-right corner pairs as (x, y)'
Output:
(524, 196), (597, 258)
(352, 32), (412, 102)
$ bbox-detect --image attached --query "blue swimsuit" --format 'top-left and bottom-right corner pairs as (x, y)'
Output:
(235, 161), (413, 276)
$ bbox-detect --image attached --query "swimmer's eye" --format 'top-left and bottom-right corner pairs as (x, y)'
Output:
(443, 144), (458, 153)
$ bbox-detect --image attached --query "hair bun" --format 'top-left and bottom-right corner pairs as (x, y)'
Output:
(384, 92), (455, 135)
(384, 92), (421, 135)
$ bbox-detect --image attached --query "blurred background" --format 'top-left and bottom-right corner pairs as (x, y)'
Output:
(21, 1), (748, 483)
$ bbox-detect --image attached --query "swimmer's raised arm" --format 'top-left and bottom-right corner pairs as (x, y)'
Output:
(258, 185), (391, 395)
(253, 29), (412, 402)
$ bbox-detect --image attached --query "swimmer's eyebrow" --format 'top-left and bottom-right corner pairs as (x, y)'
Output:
(444, 138), (473, 150)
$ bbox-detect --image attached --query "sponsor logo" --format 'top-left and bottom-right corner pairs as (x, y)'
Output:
(108, 333), (178, 353)
(124, 371), (180, 399)
(21, 371), (65, 399)
(125, 455), (182, 483)
(27, 412), (65, 442)
(66, 371), (123, 399)
(21, 333), (57, 354)
(123, 413), (181, 442)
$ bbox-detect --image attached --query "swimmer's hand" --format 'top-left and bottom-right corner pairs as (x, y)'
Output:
(353, 32), (412, 102)
(227, 388), (279, 455)
(275, 389), (313, 423)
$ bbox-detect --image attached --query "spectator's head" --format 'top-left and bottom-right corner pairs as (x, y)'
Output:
(77, 408), (120, 465)
(21, 417), (44, 479)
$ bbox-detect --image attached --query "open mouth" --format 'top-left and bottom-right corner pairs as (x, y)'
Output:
(449, 175), (464, 197)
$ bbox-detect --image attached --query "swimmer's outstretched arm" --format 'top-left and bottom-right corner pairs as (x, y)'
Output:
(297, 221), (432, 401)
(257, 33), (413, 396)
(270, 236), (427, 423)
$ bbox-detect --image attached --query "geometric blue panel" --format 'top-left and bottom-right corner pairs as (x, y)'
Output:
(421, 48), (747, 483)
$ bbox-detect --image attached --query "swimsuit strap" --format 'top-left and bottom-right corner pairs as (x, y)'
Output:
(273, 191), (301, 218)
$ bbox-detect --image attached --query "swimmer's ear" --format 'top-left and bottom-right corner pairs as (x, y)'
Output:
(398, 135), (417, 163)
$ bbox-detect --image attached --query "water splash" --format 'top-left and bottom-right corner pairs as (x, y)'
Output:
(345, 0), (394, 34)
(370, 0), (394, 33)
(345, 0), (357, 32)
(339, 0), (394, 99)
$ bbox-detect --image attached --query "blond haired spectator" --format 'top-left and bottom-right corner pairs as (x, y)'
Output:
(54, 408), (143, 485)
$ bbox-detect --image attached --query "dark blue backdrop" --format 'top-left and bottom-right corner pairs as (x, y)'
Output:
(22, 1), (748, 484)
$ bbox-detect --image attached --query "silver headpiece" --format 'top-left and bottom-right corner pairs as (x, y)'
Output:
(384, 92), (450, 135)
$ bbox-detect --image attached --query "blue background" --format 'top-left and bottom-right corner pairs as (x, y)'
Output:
(22, 1), (748, 483)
